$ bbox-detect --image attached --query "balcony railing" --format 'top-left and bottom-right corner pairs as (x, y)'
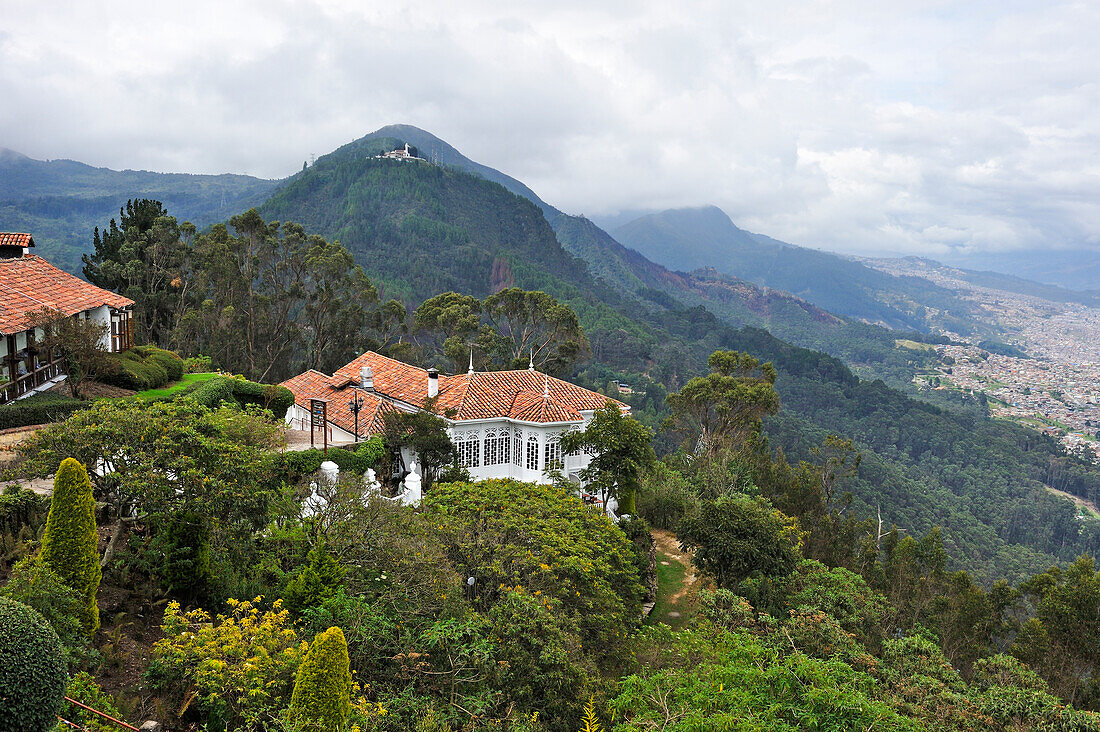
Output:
(0, 359), (66, 405)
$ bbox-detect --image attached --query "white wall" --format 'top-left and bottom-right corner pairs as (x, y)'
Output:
(285, 404), (356, 444)
(448, 419), (590, 485)
(87, 306), (112, 351)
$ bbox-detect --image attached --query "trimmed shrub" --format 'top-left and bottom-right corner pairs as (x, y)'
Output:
(0, 597), (68, 732)
(268, 438), (385, 486)
(0, 393), (87, 430)
(161, 511), (212, 605)
(188, 376), (295, 419)
(288, 626), (352, 732)
(100, 346), (185, 391)
(40, 458), (101, 635)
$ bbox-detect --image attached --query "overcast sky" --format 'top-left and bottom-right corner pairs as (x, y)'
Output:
(1, 0), (1097, 258)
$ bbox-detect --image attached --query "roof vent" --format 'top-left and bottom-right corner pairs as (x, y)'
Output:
(427, 368), (439, 398)
(359, 365), (374, 391)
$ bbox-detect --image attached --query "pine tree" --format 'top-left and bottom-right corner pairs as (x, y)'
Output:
(288, 626), (352, 732)
(282, 542), (345, 616)
(40, 458), (101, 635)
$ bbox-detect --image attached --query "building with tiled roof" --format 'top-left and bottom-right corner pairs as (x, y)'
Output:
(281, 351), (628, 484)
(0, 235), (134, 403)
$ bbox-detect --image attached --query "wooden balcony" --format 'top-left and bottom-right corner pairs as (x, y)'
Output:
(0, 359), (66, 405)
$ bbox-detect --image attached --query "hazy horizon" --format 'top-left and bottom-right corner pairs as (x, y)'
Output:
(2, 1), (1098, 262)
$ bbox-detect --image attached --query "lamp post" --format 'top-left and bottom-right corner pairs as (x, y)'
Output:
(349, 394), (364, 443)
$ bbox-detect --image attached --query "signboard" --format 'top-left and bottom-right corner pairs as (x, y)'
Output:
(309, 398), (328, 453)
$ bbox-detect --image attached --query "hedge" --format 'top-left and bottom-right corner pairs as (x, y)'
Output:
(0, 393), (87, 429)
(271, 438), (385, 483)
(0, 597), (67, 732)
(100, 346), (185, 391)
(187, 376), (295, 419)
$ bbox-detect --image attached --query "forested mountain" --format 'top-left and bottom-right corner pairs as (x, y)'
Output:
(0, 147), (278, 274)
(254, 130), (1100, 582)
(5, 124), (1099, 581)
(614, 205), (989, 334)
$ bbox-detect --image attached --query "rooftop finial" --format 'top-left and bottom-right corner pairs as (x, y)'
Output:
(468, 349), (475, 374)
(528, 350), (534, 371)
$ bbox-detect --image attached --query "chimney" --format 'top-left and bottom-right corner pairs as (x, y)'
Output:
(427, 368), (439, 398)
(359, 365), (374, 391)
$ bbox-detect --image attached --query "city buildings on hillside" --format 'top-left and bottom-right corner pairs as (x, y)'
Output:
(0, 232), (134, 403)
(281, 351), (627, 484)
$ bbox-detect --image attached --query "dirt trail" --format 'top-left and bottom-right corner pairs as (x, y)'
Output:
(1045, 484), (1100, 517)
(652, 528), (699, 605)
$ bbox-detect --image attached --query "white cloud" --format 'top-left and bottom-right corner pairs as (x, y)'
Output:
(0, 0), (1097, 257)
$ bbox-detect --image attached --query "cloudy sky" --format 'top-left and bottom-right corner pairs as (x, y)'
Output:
(1, 0), (1097, 258)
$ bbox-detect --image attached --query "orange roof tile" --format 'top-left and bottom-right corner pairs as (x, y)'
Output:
(0, 254), (134, 335)
(281, 369), (401, 436)
(0, 233), (33, 249)
(313, 351), (626, 425)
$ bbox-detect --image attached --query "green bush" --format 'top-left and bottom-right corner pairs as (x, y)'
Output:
(636, 463), (697, 531)
(283, 543), (346, 617)
(160, 511), (212, 604)
(0, 556), (85, 664)
(100, 346), (185, 390)
(40, 458), (101, 635)
(63, 672), (125, 732)
(0, 487), (49, 560)
(0, 393), (87, 430)
(270, 438), (385, 483)
(289, 626), (352, 732)
(188, 376), (295, 419)
(184, 355), (213, 373)
(0, 597), (68, 732)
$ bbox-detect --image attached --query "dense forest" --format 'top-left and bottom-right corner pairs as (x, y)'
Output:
(4, 343), (1100, 730)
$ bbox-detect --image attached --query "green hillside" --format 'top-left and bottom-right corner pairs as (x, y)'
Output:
(255, 132), (1100, 581)
(0, 147), (278, 273)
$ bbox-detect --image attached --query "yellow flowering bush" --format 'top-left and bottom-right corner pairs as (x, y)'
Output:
(147, 597), (308, 731)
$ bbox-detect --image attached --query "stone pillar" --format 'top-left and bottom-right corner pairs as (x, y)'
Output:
(401, 470), (422, 507)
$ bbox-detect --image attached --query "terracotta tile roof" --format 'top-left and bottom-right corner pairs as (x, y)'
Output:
(280, 369), (400, 436)
(323, 351), (627, 425)
(0, 233), (33, 249)
(0, 254), (134, 335)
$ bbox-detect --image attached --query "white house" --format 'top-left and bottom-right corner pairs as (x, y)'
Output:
(281, 351), (629, 484)
(0, 232), (135, 403)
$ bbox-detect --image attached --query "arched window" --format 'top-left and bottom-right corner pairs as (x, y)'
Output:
(483, 428), (499, 466)
(483, 428), (509, 466)
(513, 429), (523, 466)
(544, 434), (563, 471)
(456, 431), (480, 468)
(526, 434), (539, 471)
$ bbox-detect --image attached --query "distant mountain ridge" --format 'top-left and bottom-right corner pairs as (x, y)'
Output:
(0, 148), (278, 274)
(612, 205), (991, 334)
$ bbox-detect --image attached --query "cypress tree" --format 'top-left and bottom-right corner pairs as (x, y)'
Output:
(40, 458), (101, 635)
(288, 626), (351, 732)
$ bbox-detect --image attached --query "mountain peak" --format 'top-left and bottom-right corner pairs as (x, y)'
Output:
(0, 147), (30, 163)
(326, 124), (557, 217)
